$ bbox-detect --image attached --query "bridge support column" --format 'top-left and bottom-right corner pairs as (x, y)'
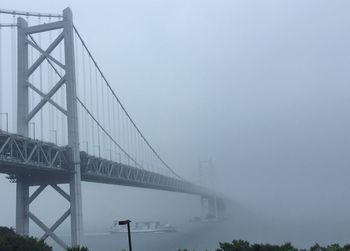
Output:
(200, 196), (206, 220)
(16, 178), (29, 235)
(16, 10), (30, 238)
(209, 196), (218, 219)
(200, 195), (219, 220)
(16, 6), (83, 248)
(69, 174), (83, 246)
(63, 7), (83, 246)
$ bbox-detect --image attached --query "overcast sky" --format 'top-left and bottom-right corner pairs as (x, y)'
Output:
(1, 0), (350, 246)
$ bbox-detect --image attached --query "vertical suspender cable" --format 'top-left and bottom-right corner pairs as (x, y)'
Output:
(100, 76), (106, 158)
(28, 16), (35, 136)
(126, 113), (129, 165)
(125, 112), (128, 165)
(38, 16), (44, 142)
(133, 121), (137, 164)
(110, 93), (114, 160)
(60, 16), (64, 145)
(111, 100), (115, 161)
(142, 134), (145, 170)
(129, 114), (132, 165)
(11, 14), (16, 133)
(121, 110), (125, 164)
(74, 32), (81, 147)
(81, 42), (88, 152)
(138, 130), (141, 168)
(88, 55), (95, 155)
(95, 67), (101, 157)
(0, 13), (2, 117)
(48, 16), (53, 140)
(52, 25), (57, 143)
(117, 97), (121, 163)
(111, 91), (116, 161)
(107, 83), (112, 158)
(135, 127), (138, 166)
(131, 119), (134, 164)
(73, 26), (183, 179)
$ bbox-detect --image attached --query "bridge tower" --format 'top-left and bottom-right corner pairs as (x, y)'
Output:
(16, 7), (82, 248)
(198, 159), (220, 219)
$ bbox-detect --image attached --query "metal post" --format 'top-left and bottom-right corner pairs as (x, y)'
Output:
(63, 7), (83, 246)
(127, 222), (132, 251)
(119, 220), (132, 251)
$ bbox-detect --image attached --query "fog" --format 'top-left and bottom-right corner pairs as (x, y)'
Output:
(1, 0), (350, 250)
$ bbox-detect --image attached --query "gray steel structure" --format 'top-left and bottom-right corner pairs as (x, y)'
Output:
(0, 7), (224, 249)
(0, 129), (222, 248)
(0, 131), (214, 196)
(15, 8), (82, 248)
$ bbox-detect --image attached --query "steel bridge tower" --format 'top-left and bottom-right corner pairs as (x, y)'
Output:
(16, 7), (82, 248)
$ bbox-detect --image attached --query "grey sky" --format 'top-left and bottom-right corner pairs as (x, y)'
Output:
(1, 0), (350, 247)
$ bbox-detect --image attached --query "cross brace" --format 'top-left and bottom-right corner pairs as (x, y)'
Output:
(26, 184), (71, 249)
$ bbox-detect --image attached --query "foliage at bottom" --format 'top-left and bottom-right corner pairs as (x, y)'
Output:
(215, 240), (350, 251)
(0, 226), (52, 251)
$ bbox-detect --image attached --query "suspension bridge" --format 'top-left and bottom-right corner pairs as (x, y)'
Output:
(0, 7), (225, 249)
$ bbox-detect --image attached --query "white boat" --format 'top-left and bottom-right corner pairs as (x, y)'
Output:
(110, 221), (176, 233)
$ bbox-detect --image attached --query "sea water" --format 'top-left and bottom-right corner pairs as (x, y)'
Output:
(47, 213), (350, 251)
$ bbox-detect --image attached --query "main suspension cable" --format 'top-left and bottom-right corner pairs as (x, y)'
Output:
(77, 97), (144, 170)
(73, 26), (183, 180)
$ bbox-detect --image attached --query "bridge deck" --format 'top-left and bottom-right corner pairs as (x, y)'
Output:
(0, 130), (213, 196)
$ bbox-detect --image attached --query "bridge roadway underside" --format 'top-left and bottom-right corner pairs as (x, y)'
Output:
(0, 130), (212, 196)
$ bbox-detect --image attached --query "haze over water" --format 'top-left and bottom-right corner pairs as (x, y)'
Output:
(1, 0), (350, 250)
(47, 206), (350, 251)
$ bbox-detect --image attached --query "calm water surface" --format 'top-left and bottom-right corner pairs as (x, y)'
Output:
(48, 213), (350, 251)
(49, 220), (233, 251)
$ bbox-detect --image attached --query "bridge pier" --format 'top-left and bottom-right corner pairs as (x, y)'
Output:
(201, 195), (217, 219)
(16, 177), (29, 235)
(200, 195), (226, 220)
(69, 172), (83, 246)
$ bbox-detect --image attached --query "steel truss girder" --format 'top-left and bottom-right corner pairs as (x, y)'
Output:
(27, 183), (71, 250)
(0, 130), (214, 196)
(0, 131), (69, 171)
(80, 152), (211, 195)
